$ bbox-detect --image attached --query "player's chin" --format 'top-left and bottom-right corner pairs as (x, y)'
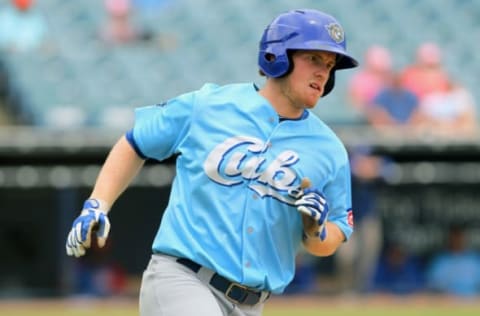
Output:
(303, 102), (317, 109)
(304, 89), (323, 107)
(304, 95), (322, 108)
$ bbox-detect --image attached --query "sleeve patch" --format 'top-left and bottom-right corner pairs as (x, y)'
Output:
(347, 209), (354, 227)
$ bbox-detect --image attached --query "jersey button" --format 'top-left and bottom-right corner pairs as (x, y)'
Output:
(247, 227), (254, 234)
(245, 261), (251, 268)
(252, 194), (258, 200)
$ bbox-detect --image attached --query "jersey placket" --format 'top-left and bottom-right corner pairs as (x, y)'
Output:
(239, 119), (281, 288)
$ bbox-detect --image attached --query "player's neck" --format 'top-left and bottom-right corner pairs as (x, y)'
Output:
(258, 81), (304, 119)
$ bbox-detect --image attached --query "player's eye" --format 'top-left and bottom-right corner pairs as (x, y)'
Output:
(325, 60), (336, 71)
(308, 54), (318, 63)
(307, 54), (335, 71)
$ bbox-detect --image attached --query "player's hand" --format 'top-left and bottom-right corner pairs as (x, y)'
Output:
(66, 198), (111, 257)
(295, 188), (329, 241)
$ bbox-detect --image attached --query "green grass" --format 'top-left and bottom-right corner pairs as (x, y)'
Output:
(2, 306), (480, 316)
(265, 306), (480, 316)
(1, 296), (480, 316)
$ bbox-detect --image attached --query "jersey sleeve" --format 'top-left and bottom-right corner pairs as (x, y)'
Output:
(131, 91), (196, 161)
(324, 159), (354, 241)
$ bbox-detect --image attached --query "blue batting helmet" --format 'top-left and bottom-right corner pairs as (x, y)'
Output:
(258, 9), (358, 96)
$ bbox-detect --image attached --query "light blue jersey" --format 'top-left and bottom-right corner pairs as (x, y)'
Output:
(129, 83), (353, 293)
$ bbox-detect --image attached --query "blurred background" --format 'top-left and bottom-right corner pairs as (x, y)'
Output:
(1, 0), (480, 309)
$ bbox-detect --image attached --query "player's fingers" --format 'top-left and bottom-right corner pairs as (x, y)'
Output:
(97, 215), (111, 239)
(82, 217), (97, 247)
(96, 215), (110, 248)
(297, 205), (315, 218)
(68, 230), (82, 257)
(310, 194), (326, 205)
(297, 200), (322, 216)
(295, 199), (325, 213)
(73, 221), (83, 242)
(71, 242), (85, 258)
(303, 192), (326, 205)
(97, 236), (107, 248)
(83, 224), (93, 249)
(66, 231), (75, 256)
(69, 229), (80, 249)
(294, 197), (315, 207)
(66, 244), (72, 256)
(76, 244), (86, 257)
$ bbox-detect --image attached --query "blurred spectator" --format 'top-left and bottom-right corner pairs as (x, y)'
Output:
(0, 0), (48, 53)
(372, 242), (424, 295)
(366, 71), (424, 130)
(347, 45), (393, 114)
(426, 225), (480, 297)
(99, 0), (176, 49)
(400, 42), (450, 102)
(335, 147), (384, 294)
(100, 0), (153, 45)
(0, 0), (48, 125)
(418, 80), (477, 137)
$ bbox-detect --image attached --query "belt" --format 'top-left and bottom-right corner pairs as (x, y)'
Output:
(176, 258), (270, 306)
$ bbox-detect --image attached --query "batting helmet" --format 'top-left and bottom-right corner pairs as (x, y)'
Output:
(258, 9), (358, 96)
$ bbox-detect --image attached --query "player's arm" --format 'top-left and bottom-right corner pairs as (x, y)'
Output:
(66, 135), (145, 257)
(89, 135), (145, 207)
(294, 180), (346, 257)
(302, 220), (345, 256)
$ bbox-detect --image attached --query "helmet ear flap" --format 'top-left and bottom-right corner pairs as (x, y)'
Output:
(259, 51), (290, 78)
(322, 71), (335, 96)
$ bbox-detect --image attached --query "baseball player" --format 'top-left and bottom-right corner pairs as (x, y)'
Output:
(66, 8), (357, 316)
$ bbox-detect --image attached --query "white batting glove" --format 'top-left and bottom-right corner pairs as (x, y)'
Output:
(295, 188), (329, 241)
(66, 198), (111, 258)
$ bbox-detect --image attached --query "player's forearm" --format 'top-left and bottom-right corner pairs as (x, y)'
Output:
(302, 222), (345, 256)
(89, 135), (145, 210)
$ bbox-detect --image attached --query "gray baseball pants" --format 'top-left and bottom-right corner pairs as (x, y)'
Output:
(139, 253), (267, 316)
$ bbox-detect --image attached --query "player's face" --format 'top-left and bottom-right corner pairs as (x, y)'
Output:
(284, 50), (336, 108)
